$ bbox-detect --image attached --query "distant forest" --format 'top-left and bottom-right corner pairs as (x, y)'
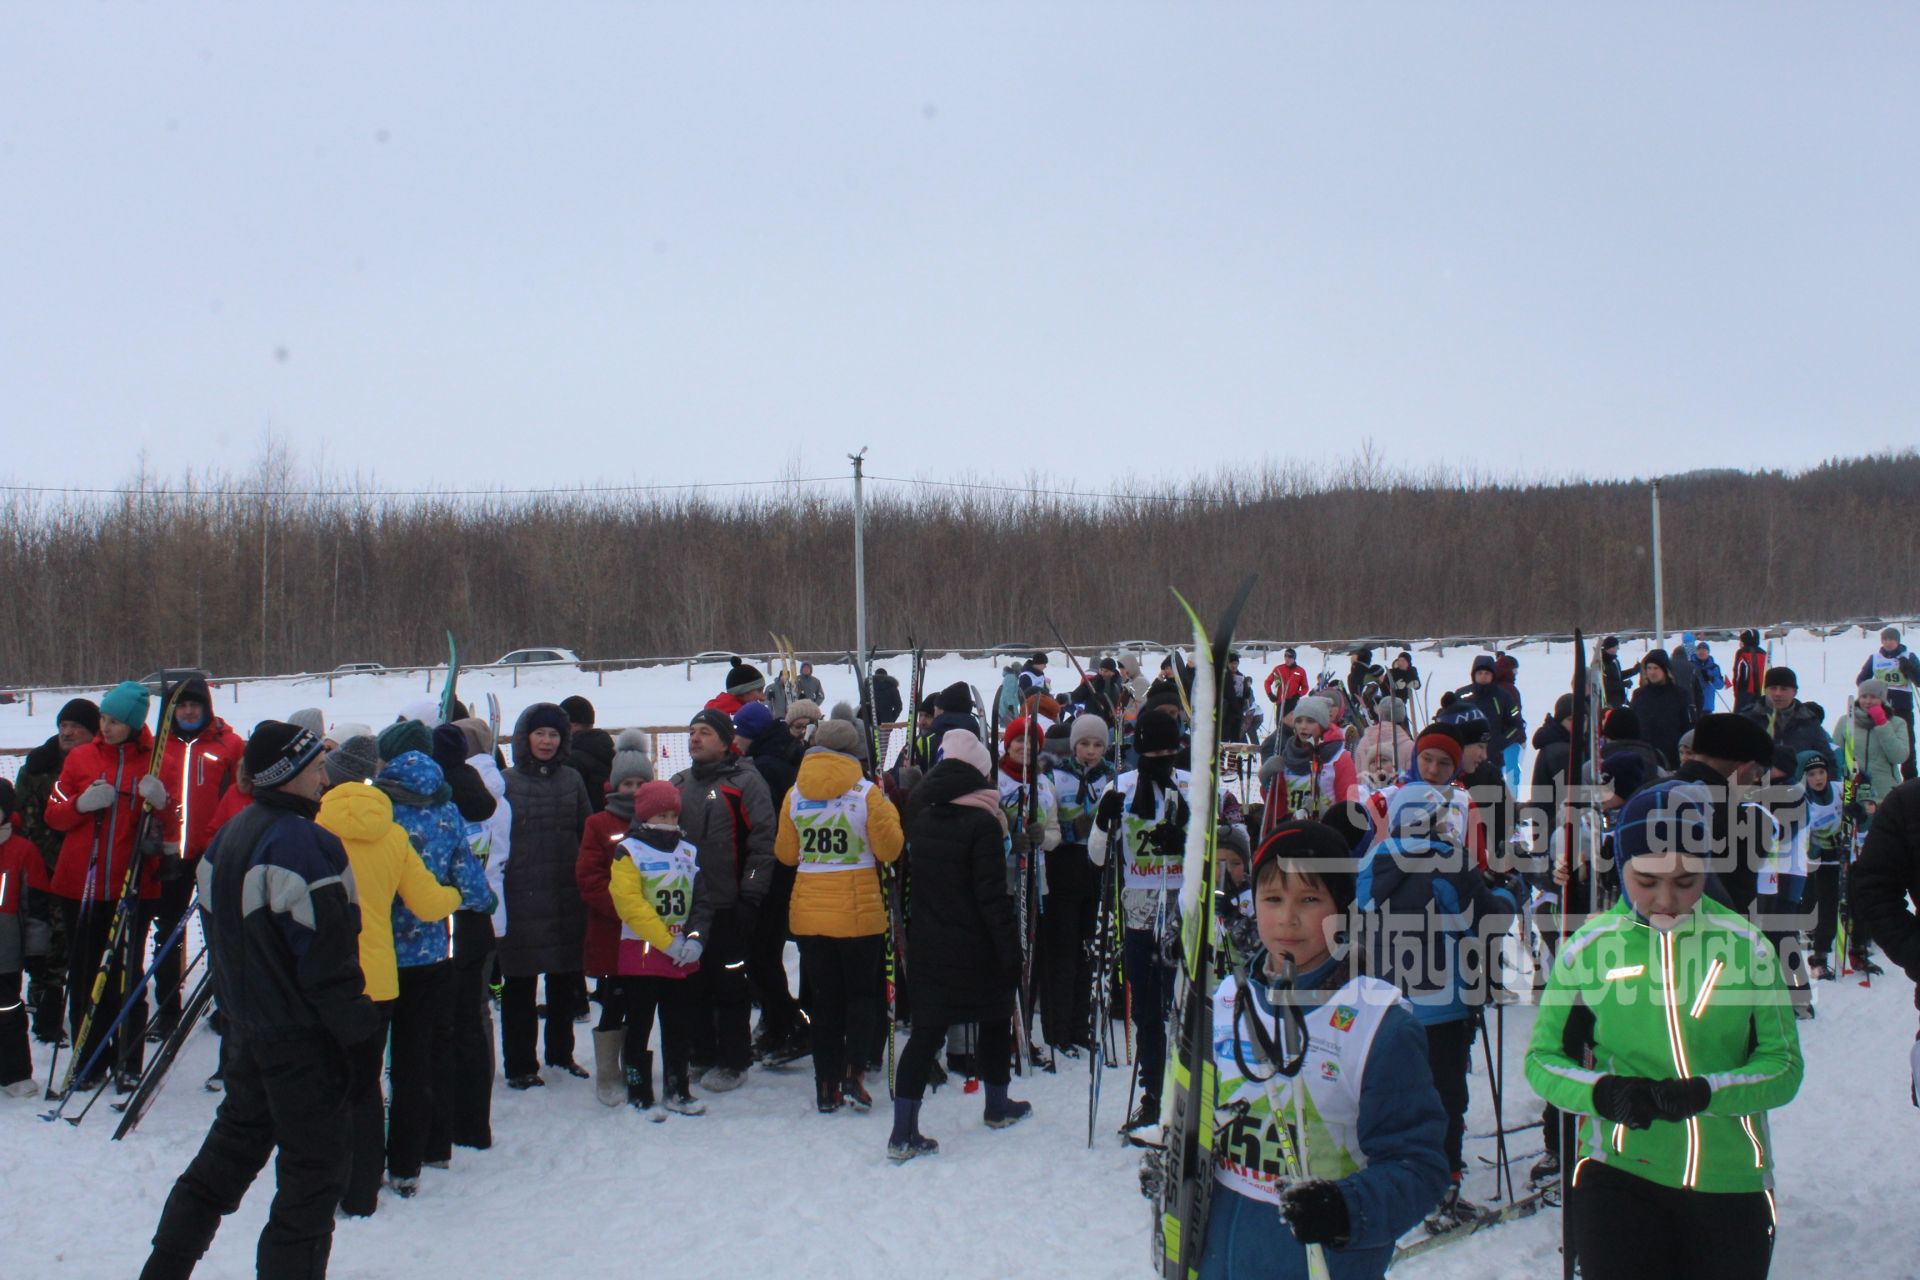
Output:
(3, 447), (1916, 687)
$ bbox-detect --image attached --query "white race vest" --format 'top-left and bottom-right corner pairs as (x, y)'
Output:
(617, 836), (700, 940)
(1209, 973), (1399, 1204)
(787, 780), (876, 873)
(1115, 769), (1192, 893)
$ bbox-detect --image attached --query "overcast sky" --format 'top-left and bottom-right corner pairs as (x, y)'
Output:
(4, 3), (1916, 498)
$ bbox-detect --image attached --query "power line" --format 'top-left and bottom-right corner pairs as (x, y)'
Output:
(0, 476), (845, 500)
(866, 474), (1233, 506)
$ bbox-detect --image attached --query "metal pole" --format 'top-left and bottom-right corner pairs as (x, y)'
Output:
(1650, 479), (1664, 648)
(851, 448), (870, 697)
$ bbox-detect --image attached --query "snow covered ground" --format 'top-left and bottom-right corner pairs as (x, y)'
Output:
(3, 623), (1917, 1277)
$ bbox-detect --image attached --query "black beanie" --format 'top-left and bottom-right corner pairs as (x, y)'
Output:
(1603, 708), (1642, 741)
(690, 707), (735, 745)
(1691, 713), (1774, 766)
(245, 721), (326, 790)
(521, 703), (571, 741)
(936, 682), (973, 714)
(1252, 819), (1357, 915)
(1135, 707), (1183, 755)
(1765, 667), (1797, 690)
(56, 698), (102, 734)
(725, 663), (766, 696)
(560, 695), (596, 727)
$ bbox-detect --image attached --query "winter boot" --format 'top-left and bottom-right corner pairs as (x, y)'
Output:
(625, 1050), (657, 1112)
(816, 1078), (843, 1114)
(1528, 1150), (1561, 1186)
(842, 1068), (873, 1113)
(1423, 1177), (1482, 1233)
(546, 1057), (590, 1080)
(505, 1072), (544, 1090)
(1122, 1092), (1160, 1133)
(887, 1098), (939, 1162)
(593, 1030), (625, 1108)
(663, 1067), (706, 1116)
(700, 1065), (746, 1093)
(983, 1081), (1032, 1129)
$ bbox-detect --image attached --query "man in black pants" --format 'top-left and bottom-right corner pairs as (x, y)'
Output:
(141, 723), (376, 1280)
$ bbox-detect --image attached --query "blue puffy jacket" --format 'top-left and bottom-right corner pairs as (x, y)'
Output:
(376, 751), (496, 969)
(1354, 784), (1516, 1027)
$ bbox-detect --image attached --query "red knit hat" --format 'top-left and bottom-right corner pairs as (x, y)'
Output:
(631, 780), (683, 826)
(1414, 726), (1463, 770)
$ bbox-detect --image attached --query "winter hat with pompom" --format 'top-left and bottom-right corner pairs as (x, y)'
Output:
(608, 729), (655, 790)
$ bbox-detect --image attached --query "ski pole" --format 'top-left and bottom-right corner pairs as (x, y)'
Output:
(43, 907), (194, 1122)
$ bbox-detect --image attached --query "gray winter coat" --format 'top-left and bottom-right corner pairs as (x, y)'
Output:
(499, 705), (594, 977)
(670, 753), (777, 913)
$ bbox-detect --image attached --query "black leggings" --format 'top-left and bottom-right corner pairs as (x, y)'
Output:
(797, 934), (883, 1085)
(1423, 1017), (1475, 1175)
(1571, 1158), (1774, 1279)
(897, 1013), (1009, 1102)
(63, 898), (154, 1079)
(618, 975), (697, 1099)
(1037, 846), (1095, 1050)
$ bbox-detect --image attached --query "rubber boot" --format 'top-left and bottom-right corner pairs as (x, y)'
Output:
(592, 1029), (624, 1108)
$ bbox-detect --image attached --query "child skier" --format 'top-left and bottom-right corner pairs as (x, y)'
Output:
(1196, 818), (1448, 1279)
(608, 779), (712, 1117)
(1043, 713), (1116, 1058)
(1526, 781), (1804, 1280)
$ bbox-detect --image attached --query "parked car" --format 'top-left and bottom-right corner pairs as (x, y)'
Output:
(332, 662), (387, 675)
(138, 667), (214, 694)
(494, 647), (580, 667)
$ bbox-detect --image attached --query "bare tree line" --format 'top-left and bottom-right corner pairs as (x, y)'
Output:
(2, 448), (1915, 687)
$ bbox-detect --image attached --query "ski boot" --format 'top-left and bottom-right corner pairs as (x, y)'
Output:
(1810, 959), (1835, 981)
(388, 1176), (419, 1199)
(1854, 954), (1886, 977)
(1122, 1092), (1160, 1134)
(1423, 1178), (1483, 1234)
(842, 1069), (873, 1114)
(887, 1098), (939, 1163)
(816, 1079), (844, 1114)
(1528, 1150), (1560, 1187)
(983, 1081), (1032, 1129)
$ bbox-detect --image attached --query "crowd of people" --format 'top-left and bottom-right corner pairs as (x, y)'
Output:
(2, 624), (1918, 1279)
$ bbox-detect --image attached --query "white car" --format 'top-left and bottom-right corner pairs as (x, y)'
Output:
(494, 647), (580, 667)
(331, 662), (387, 675)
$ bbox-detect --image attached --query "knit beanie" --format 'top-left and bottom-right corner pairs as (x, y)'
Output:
(56, 698), (102, 734)
(1002, 715), (1037, 755)
(1378, 696), (1409, 727)
(1250, 820), (1356, 914)
(329, 721), (374, 746)
(287, 708), (327, 739)
(936, 682), (973, 714)
(939, 728), (991, 776)
(521, 703), (571, 740)
(1614, 781), (1713, 863)
(1764, 666), (1797, 690)
(246, 721), (326, 791)
(725, 660), (766, 697)
(1291, 696), (1333, 730)
(452, 718), (494, 758)
(560, 695), (596, 727)
(1070, 713), (1109, 749)
(1414, 726), (1463, 769)
(1135, 707), (1183, 755)
(608, 728), (655, 790)
(631, 779), (683, 827)
(377, 719), (433, 763)
(1602, 708), (1642, 742)
(785, 699), (823, 726)
(398, 698), (442, 727)
(99, 681), (151, 729)
(733, 702), (775, 742)
(814, 719), (865, 757)
(1883, 626), (1902, 645)
(689, 707), (735, 745)
(1689, 713), (1773, 766)
(325, 735), (381, 788)
(1859, 676), (1890, 701)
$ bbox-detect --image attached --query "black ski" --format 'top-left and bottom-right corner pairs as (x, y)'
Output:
(111, 970), (214, 1139)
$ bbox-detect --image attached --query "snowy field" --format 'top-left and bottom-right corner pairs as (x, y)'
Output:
(3, 623), (1917, 1278)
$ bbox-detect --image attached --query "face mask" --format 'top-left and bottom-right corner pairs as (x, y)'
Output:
(176, 712), (207, 733)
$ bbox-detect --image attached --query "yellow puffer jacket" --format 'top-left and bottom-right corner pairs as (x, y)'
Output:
(774, 749), (904, 939)
(318, 782), (462, 1001)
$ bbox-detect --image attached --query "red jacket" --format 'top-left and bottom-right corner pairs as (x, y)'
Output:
(0, 830), (50, 916)
(576, 809), (628, 979)
(1265, 663), (1309, 709)
(156, 717), (242, 861)
(43, 728), (163, 903)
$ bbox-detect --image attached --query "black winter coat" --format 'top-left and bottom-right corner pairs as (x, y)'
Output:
(499, 705), (594, 977)
(746, 722), (806, 810)
(1630, 681), (1694, 777)
(872, 673), (904, 726)
(1740, 700), (1832, 764)
(1850, 781), (1920, 989)
(903, 760), (1020, 1025)
(570, 726), (616, 813)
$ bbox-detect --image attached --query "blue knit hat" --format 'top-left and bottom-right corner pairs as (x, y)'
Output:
(99, 681), (152, 729)
(1614, 780), (1713, 863)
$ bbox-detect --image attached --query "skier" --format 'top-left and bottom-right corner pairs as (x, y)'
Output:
(577, 732), (655, 1106)
(1673, 713), (1777, 914)
(1629, 651), (1695, 772)
(795, 661), (826, 705)
(1599, 636), (1634, 709)
(1723, 629), (1764, 713)
(1196, 819), (1448, 1279)
(498, 704), (595, 1089)
(370, 723), (497, 1194)
(1221, 652), (1256, 743)
(887, 729), (1030, 1160)
(1857, 626), (1920, 781)
(1797, 753), (1848, 980)
(10, 696), (95, 1045)
(1040, 713), (1114, 1057)
(43, 680), (166, 1090)
(672, 708), (777, 1092)
(1834, 678), (1911, 815)
(608, 779), (713, 1117)
(1691, 641), (1726, 716)
(139, 721), (377, 1280)
(1354, 782), (1517, 1230)
(1454, 657), (1524, 791)
(774, 717), (904, 1113)
(315, 741), (464, 1217)
(1093, 707), (1189, 1130)
(1527, 780), (1804, 1280)
(1262, 696), (1359, 825)
(1265, 648), (1310, 719)
(0, 781), (51, 1096)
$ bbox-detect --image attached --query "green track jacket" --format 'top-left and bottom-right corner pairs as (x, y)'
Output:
(1526, 897), (1803, 1194)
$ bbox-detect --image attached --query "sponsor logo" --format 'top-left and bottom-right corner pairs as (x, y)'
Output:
(1329, 1005), (1357, 1032)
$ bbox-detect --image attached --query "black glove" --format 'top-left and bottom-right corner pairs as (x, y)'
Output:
(1592, 1074), (1658, 1130)
(1147, 823), (1186, 857)
(1096, 789), (1124, 833)
(1279, 1179), (1351, 1246)
(1650, 1076), (1711, 1122)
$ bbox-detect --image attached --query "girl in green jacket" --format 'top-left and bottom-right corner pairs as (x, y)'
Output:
(1526, 780), (1804, 1280)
